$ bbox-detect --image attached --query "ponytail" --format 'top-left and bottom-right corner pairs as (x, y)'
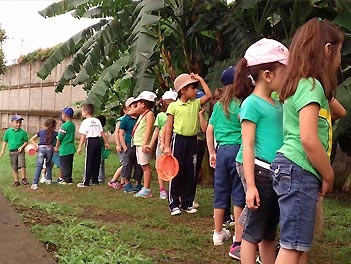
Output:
(44, 118), (57, 145)
(233, 58), (254, 101)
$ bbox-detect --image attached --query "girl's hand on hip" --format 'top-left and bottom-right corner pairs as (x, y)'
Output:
(246, 186), (260, 210)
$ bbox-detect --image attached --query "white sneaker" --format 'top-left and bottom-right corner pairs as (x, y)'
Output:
(170, 207), (182, 216)
(31, 184), (38, 190)
(213, 228), (231, 246)
(77, 182), (89, 188)
(46, 179), (52, 185)
(181, 207), (197, 214)
(40, 175), (46, 184)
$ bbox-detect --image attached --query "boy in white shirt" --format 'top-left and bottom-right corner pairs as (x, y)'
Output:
(77, 103), (110, 187)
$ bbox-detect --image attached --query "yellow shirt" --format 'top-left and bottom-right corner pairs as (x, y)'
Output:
(166, 98), (201, 136)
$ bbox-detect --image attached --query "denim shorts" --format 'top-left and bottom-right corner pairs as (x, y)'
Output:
(271, 153), (320, 252)
(239, 162), (279, 244)
(213, 145), (245, 208)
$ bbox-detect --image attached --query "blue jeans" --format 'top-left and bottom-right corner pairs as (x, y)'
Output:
(33, 146), (54, 184)
(271, 153), (320, 252)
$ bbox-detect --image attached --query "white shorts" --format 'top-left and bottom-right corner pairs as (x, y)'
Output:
(136, 146), (151, 166)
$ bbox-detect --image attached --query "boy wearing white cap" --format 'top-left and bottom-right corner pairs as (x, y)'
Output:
(148, 90), (178, 199)
(129, 91), (157, 198)
(1, 115), (29, 186)
(163, 73), (212, 215)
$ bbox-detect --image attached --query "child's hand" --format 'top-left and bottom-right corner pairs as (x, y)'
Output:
(54, 147), (58, 153)
(190, 73), (203, 82)
(246, 186), (260, 210)
(320, 170), (334, 197)
(0, 151), (4, 157)
(105, 143), (110, 149)
(116, 145), (122, 153)
(209, 153), (216, 168)
(160, 143), (164, 153)
(199, 106), (206, 115)
(163, 146), (171, 156)
(18, 146), (23, 153)
(142, 145), (151, 153)
(77, 147), (82, 154)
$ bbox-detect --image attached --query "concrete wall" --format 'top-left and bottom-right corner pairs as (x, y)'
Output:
(0, 58), (115, 142)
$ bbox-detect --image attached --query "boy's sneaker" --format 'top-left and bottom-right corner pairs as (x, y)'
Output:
(133, 184), (143, 192)
(31, 184), (38, 190)
(123, 183), (135, 193)
(21, 178), (29, 185)
(58, 181), (72, 186)
(13, 181), (20, 187)
(256, 255), (262, 264)
(181, 207), (197, 214)
(223, 219), (235, 227)
(159, 190), (168, 200)
(213, 228), (231, 246)
(228, 245), (241, 261)
(134, 187), (152, 198)
(77, 182), (89, 188)
(40, 175), (47, 184)
(46, 179), (52, 185)
(108, 181), (118, 189)
(170, 207), (182, 216)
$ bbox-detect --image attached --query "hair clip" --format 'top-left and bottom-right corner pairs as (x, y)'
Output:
(318, 17), (323, 22)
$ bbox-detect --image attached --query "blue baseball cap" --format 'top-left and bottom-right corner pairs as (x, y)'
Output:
(220, 66), (236, 86)
(196, 90), (205, 98)
(62, 107), (74, 117)
(11, 115), (24, 121)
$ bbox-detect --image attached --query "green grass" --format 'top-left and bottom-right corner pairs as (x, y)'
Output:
(0, 131), (350, 263)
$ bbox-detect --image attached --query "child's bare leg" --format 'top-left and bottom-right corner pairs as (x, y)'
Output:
(241, 240), (257, 264)
(13, 170), (19, 182)
(233, 205), (243, 242)
(276, 248), (303, 264)
(259, 240), (276, 264)
(141, 164), (151, 189)
(298, 252), (308, 264)
(111, 165), (123, 182)
(158, 176), (165, 189)
(21, 167), (26, 179)
(214, 208), (225, 233)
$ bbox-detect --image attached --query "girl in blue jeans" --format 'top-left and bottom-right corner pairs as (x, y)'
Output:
(30, 118), (58, 190)
(272, 18), (344, 264)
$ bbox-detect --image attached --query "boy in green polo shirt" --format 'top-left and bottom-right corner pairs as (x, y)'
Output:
(163, 73), (212, 215)
(54, 107), (76, 185)
(1, 115), (29, 187)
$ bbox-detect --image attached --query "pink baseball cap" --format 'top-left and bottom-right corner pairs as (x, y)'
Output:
(244, 38), (289, 67)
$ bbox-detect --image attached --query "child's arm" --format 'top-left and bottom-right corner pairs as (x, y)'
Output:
(119, 129), (127, 151)
(77, 134), (86, 154)
(142, 112), (155, 153)
(18, 140), (28, 153)
(115, 121), (121, 152)
(300, 104), (334, 196)
(54, 139), (61, 152)
(199, 106), (208, 133)
(1, 141), (7, 157)
(191, 73), (213, 105)
(163, 115), (174, 156)
(206, 124), (216, 168)
(329, 98), (346, 121)
(148, 126), (159, 151)
(241, 120), (260, 210)
(100, 131), (110, 149)
(29, 134), (39, 149)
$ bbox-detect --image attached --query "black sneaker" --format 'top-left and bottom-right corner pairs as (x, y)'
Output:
(180, 207), (197, 214)
(21, 178), (29, 185)
(13, 181), (20, 187)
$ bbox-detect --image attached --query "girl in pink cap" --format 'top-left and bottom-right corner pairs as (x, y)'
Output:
(232, 38), (288, 263)
(272, 18), (344, 264)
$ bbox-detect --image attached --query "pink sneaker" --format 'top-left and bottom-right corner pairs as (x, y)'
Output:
(108, 181), (118, 189)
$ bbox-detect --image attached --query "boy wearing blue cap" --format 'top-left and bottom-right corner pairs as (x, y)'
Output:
(1, 115), (29, 186)
(54, 107), (76, 185)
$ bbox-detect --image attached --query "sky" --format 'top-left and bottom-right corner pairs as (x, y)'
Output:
(0, 1), (99, 65)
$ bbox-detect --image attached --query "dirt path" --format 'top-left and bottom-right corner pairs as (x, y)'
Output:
(0, 190), (56, 264)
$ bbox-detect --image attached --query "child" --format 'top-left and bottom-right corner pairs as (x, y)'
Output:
(163, 73), (212, 215)
(272, 18), (343, 264)
(1, 115), (29, 186)
(206, 66), (246, 251)
(96, 115), (107, 183)
(119, 98), (143, 193)
(76, 103), (110, 187)
(54, 107), (76, 185)
(108, 98), (134, 189)
(130, 91), (157, 198)
(233, 38), (288, 263)
(29, 118), (58, 190)
(148, 90), (178, 199)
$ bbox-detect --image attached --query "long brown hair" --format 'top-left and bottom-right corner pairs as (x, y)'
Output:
(280, 18), (344, 101)
(233, 58), (281, 103)
(45, 118), (57, 145)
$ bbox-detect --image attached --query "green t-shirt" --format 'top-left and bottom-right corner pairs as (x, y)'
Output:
(236, 94), (283, 163)
(57, 121), (76, 156)
(278, 78), (332, 181)
(209, 100), (241, 146)
(3, 128), (28, 150)
(134, 112), (154, 146)
(154, 112), (167, 137)
(166, 98), (201, 136)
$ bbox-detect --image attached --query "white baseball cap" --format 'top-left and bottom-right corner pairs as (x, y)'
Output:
(132, 91), (157, 103)
(125, 97), (135, 107)
(162, 90), (178, 101)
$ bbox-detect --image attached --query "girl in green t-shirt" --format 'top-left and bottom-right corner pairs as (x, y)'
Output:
(272, 18), (344, 264)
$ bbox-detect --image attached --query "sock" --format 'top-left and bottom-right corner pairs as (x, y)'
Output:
(160, 187), (166, 192)
(233, 241), (241, 247)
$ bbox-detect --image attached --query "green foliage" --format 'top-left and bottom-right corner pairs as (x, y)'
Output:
(0, 25), (7, 74)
